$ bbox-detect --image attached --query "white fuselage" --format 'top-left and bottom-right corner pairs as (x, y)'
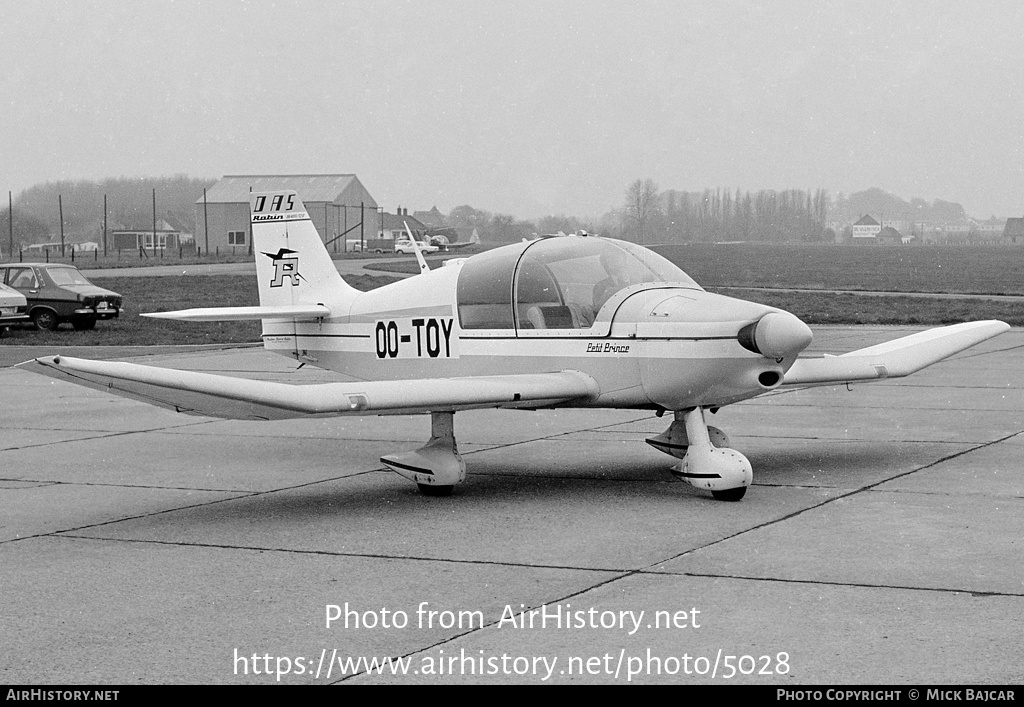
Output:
(260, 261), (793, 412)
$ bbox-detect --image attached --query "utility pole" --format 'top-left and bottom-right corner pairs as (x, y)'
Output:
(58, 194), (65, 257)
(152, 188), (157, 255)
(103, 194), (108, 256)
(203, 187), (209, 253)
(8, 191), (12, 258)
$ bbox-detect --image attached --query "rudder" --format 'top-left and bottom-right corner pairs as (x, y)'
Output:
(249, 190), (359, 312)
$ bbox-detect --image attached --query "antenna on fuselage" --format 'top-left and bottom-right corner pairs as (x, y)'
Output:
(405, 221), (430, 274)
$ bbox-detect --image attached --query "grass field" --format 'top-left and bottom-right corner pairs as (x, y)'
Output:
(0, 274), (400, 346)
(652, 243), (1024, 295)
(367, 243), (1024, 295)
(2, 243), (1021, 347)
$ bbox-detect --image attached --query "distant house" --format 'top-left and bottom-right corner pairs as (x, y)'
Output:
(412, 206), (446, 228)
(877, 226), (903, 245)
(195, 174), (378, 253)
(378, 209), (428, 240)
(23, 242), (63, 254)
(111, 220), (183, 251)
(1003, 217), (1024, 244)
(851, 215), (881, 243)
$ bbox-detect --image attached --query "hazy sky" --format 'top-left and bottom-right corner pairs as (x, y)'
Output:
(2, 0), (1022, 218)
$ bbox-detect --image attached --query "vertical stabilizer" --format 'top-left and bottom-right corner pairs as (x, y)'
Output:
(249, 190), (359, 313)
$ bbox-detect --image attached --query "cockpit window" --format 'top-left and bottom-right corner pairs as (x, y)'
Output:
(457, 236), (700, 331)
(515, 237), (700, 330)
(456, 242), (529, 329)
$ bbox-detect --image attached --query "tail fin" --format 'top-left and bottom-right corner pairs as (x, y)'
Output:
(250, 190), (359, 312)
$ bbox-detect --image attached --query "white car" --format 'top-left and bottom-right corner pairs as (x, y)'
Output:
(394, 238), (439, 254)
(0, 281), (29, 335)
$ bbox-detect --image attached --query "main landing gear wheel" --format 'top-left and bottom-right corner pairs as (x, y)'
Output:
(381, 411), (467, 496)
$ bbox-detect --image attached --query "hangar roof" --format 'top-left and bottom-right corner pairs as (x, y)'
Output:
(197, 175), (364, 204)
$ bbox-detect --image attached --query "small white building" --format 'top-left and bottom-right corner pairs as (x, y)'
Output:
(852, 215), (881, 241)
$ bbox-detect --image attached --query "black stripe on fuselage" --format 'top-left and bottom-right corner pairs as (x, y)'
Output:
(261, 333), (371, 339)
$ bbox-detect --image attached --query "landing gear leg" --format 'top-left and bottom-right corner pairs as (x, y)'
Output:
(646, 410), (730, 459)
(381, 411), (466, 496)
(666, 408), (752, 501)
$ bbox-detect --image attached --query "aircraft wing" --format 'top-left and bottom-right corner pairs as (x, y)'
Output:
(21, 356), (599, 421)
(783, 320), (1009, 386)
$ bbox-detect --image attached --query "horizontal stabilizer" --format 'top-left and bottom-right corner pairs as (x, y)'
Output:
(141, 304), (332, 322)
(22, 356), (600, 421)
(783, 320), (1009, 386)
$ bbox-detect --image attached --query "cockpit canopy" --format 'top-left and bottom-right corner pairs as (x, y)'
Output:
(456, 236), (701, 330)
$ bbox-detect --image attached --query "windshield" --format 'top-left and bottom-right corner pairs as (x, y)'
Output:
(456, 236), (700, 331)
(47, 267), (93, 286)
(514, 237), (700, 329)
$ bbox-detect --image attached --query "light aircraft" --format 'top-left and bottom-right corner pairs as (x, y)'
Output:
(26, 190), (1009, 501)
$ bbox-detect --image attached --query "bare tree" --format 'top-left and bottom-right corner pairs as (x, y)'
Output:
(623, 178), (660, 243)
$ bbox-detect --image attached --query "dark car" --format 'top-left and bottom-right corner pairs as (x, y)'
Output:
(0, 263), (122, 331)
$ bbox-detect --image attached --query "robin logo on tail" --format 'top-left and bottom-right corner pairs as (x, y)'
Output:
(263, 248), (304, 288)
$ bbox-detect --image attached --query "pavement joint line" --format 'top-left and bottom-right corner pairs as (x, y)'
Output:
(637, 570), (1024, 599)
(40, 534), (636, 575)
(146, 429), (424, 444)
(753, 482), (1024, 499)
(0, 478), (267, 493)
(734, 435), (973, 444)
(0, 469), (383, 547)
(617, 428), (1024, 575)
(466, 471), (674, 482)
(454, 415), (654, 457)
(745, 401), (1022, 414)
(337, 569), (638, 684)
(0, 425), (214, 452)
(863, 487), (1024, 500)
(953, 341), (1024, 359)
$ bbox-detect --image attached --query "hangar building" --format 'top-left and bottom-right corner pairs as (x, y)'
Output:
(194, 175), (378, 253)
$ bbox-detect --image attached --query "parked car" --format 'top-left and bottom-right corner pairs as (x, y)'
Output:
(0, 282), (30, 336)
(0, 263), (122, 331)
(394, 238), (439, 254)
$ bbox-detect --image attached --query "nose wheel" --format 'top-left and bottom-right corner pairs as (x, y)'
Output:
(711, 486), (747, 502)
(648, 408), (752, 500)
